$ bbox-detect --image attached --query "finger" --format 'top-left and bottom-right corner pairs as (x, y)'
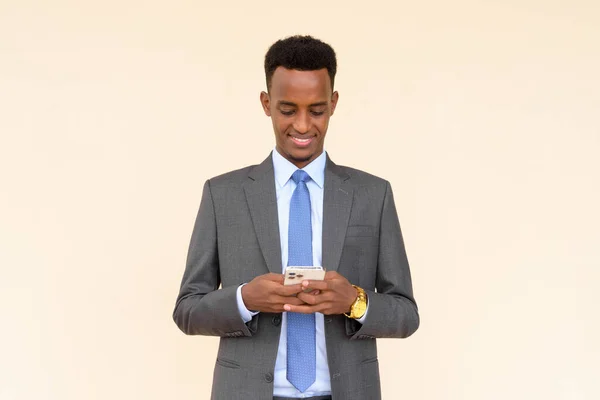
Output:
(296, 292), (319, 305)
(278, 296), (305, 306)
(301, 290), (336, 304)
(317, 290), (335, 302)
(276, 283), (303, 296)
(324, 271), (340, 280)
(297, 287), (320, 294)
(283, 303), (323, 314)
(301, 280), (329, 291)
(272, 293), (301, 303)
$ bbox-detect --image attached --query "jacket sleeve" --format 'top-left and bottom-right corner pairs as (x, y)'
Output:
(172, 180), (256, 337)
(348, 181), (420, 339)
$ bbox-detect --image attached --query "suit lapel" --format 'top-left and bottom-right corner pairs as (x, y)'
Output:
(322, 156), (353, 272)
(244, 153), (352, 274)
(244, 154), (282, 274)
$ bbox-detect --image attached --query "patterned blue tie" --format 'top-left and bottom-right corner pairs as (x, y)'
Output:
(287, 169), (316, 392)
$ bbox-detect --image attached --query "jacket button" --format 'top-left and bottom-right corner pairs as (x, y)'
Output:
(265, 372), (274, 383)
(272, 316), (281, 326)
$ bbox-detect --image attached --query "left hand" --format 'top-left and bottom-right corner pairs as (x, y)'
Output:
(283, 271), (357, 315)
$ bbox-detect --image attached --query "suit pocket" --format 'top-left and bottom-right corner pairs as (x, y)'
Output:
(216, 357), (240, 369)
(346, 225), (377, 237)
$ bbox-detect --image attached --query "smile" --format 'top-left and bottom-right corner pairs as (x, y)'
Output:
(290, 136), (314, 146)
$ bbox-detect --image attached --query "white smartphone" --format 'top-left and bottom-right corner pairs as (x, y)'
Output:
(283, 266), (326, 286)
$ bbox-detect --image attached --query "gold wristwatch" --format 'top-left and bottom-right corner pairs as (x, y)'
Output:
(345, 285), (368, 319)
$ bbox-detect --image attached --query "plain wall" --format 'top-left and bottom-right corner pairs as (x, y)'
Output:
(1, 0), (599, 399)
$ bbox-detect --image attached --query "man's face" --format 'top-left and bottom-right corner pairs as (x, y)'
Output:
(260, 67), (338, 168)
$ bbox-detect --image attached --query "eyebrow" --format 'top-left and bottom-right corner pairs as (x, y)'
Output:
(277, 101), (328, 107)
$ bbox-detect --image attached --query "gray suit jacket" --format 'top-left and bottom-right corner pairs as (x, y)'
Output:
(173, 154), (419, 400)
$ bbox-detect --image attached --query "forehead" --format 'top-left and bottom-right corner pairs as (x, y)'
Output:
(270, 67), (332, 104)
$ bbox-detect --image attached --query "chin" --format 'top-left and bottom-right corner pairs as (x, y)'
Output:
(290, 153), (314, 163)
(278, 151), (310, 168)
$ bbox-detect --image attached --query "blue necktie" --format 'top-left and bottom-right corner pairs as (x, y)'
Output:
(287, 170), (316, 392)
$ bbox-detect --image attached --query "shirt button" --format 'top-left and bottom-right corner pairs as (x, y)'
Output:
(264, 372), (274, 383)
(272, 315), (282, 326)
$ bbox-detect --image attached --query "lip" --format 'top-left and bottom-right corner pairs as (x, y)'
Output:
(289, 135), (314, 147)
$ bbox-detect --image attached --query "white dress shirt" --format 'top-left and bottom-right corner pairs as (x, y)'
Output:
(235, 149), (367, 398)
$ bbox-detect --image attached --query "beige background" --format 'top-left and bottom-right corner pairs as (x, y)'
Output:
(1, 0), (599, 399)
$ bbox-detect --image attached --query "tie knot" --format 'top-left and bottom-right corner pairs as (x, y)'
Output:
(291, 169), (310, 184)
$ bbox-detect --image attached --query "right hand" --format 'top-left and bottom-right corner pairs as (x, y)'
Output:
(241, 273), (305, 313)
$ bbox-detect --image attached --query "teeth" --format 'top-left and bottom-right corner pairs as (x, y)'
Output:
(293, 137), (310, 142)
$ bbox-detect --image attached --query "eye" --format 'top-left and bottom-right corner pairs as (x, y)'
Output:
(310, 111), (325, 116)
(280, 110), (295, 116)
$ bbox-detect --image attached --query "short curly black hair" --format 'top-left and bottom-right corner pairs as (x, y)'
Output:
(264, 35), (337, 91)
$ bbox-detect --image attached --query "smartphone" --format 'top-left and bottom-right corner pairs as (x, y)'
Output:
(283, 266), (326, 286)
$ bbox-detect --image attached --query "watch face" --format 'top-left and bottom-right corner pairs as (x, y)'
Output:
(355, 301), (367, 318)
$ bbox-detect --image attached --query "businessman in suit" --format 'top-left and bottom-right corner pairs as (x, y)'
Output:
(173, 35), (419, 400)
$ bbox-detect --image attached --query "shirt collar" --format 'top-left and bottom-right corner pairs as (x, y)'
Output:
(272, 148), (326, 189)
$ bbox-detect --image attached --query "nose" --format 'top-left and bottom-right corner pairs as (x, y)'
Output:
(292, 110), (311, 134)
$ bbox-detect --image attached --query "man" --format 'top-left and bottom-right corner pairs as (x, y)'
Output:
(173, 35), (419, 400)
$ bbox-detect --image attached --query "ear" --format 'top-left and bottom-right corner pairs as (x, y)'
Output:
(330, 91), (339, 116)
(260, 91), (271, 116)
